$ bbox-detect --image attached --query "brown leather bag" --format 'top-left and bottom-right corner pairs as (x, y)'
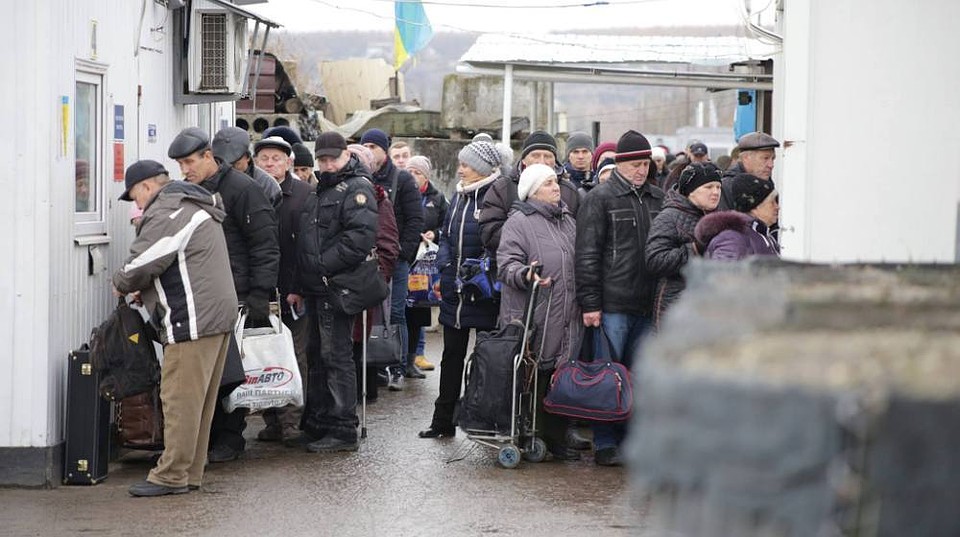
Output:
(118, 387), (164, 451)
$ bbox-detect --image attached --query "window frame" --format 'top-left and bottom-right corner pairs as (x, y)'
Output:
(73, 60), (109, 237)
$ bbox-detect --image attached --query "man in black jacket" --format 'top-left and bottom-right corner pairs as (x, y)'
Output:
(251, 135), (315, 443)
(211, 126), (282, 208)
(479, 130), (581, 258)
(575, 129), (664, 467)
(168, 127), (280, 463)
(718, 132), (781, 241)
(360, 128), (425, 387)
(287, 131), (378, 453)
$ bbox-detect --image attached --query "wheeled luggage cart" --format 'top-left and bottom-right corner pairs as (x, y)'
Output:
(459, 266), (547, 469)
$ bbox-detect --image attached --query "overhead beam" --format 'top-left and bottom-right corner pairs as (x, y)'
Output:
(456, 63), (773, 91)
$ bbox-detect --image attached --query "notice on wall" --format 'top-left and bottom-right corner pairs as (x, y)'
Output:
(113, 142), (124, 182)
(114, 105), (124, 141)
(147, 123), (157, 144)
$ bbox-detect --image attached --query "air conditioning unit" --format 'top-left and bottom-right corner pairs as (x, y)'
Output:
(186, 2), (248, 94)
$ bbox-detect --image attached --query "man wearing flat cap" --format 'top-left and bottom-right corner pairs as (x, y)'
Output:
(718, 131), (781, 241)
(212, 126), (281, 208)
(252, 135), (315, 443)
(168, 126), (280, 463)
(113, 160), (237, 496)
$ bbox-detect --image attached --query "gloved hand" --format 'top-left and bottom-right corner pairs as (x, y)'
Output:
(244, 290), (270, 324)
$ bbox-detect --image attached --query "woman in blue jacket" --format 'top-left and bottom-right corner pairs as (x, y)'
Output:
(419, 140), (511, 438)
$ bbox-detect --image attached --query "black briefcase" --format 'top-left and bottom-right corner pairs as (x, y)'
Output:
(63, 344), (111, 485)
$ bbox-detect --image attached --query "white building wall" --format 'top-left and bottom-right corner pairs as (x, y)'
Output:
(1, 0), (235, 451)
(779, 0), (960, 262)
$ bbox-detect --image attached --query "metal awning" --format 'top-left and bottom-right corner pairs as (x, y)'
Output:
(456, 33), (779, 142)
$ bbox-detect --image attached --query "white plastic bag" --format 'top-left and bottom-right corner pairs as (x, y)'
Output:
(225, 313), (303, 412)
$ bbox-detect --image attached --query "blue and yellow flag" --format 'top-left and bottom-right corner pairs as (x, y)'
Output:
(394, 0), (433, 71)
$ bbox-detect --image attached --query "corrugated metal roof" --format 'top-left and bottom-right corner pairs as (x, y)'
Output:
(459, 34), (778, 67)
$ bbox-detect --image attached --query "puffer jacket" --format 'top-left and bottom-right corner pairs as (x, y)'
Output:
(645, 189), (710, 328)
(295, 155), (379, 295)
(198, 163), (279, 302)
(371, 159), (425, 264)
(113, 181), (238, 344)
(479, 163), (581, 257)
(694, 210), (780, 261)
(575, 170), (664, 315)
(437, 175), (499, 330)
(497, 200), (582, 370)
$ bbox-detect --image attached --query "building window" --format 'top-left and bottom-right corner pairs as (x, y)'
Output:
(75, 62), (107, 236)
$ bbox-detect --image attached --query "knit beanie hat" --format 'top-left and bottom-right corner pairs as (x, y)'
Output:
(458, 140), (503, 177)
(359, 128), (390, 153)
(407, 155), (432, 179)
(677, 162), (723, 196)
(520, 130), (558, 161)
(566, 131), (594, 156)
(292, 143), (314, 168)
(517, 163), (557, 201)
(591, 141), (617, 171)
(731, 173), (775, 213)
(472, 132), (494, 143)
(615, 130), (652, 162)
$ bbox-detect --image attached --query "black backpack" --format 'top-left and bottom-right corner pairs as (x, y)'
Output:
(89, 300), (160, 401)
(456, 321), (530, 433)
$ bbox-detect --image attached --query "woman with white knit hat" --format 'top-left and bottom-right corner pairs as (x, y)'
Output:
(419, 140), (511, 439)
(496, 163), (582, 460)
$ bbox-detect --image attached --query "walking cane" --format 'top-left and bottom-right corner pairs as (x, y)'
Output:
(361, 309), (368, 440)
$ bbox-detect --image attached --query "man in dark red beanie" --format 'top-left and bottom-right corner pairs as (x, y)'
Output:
(574, 129), (665, 467)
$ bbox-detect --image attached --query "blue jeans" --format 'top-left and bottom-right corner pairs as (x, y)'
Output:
(391, 261), (410, 373)
(416, 328), (426, 356)
(591, 312), (651, 451)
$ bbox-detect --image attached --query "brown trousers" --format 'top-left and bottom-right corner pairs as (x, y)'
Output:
(262, 314), (310, 432)
(148, 333), (230, 488)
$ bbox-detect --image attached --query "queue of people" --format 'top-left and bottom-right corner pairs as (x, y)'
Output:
(112, 124), (781, 495)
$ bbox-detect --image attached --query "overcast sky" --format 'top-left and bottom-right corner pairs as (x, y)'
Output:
(244, 0), (765, 34)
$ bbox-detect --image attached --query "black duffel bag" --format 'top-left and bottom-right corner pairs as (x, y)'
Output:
(89, 299), (160, 401)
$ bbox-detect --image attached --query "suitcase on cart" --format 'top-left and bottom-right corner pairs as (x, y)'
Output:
(63, 344), (111, 485)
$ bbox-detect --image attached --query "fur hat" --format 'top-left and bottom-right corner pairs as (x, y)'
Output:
(261, 126), (302, 147)
(517, 163), (556, 201)
(406, 155), (432, 179)
(614, 130), (652, 163)
(731, 173), (775, 212)
(520, 130), (558, 161)
(459, 140), (504, 177)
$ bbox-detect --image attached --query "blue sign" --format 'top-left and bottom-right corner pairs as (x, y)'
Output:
(114, 105), (124, 140)
(147, 123), (157, 144)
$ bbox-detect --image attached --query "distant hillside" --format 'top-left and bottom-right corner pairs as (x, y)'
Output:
(268, 27), (744, 144)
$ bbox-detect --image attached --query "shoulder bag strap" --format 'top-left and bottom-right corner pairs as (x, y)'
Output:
(388, 166), (399, 205)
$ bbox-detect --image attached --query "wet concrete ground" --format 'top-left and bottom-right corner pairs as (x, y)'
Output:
(0, 332), (649, 536)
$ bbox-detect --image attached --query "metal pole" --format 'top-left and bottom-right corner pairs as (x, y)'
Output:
(501, 64), (513, 145)
(250, 26), (271, 114)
